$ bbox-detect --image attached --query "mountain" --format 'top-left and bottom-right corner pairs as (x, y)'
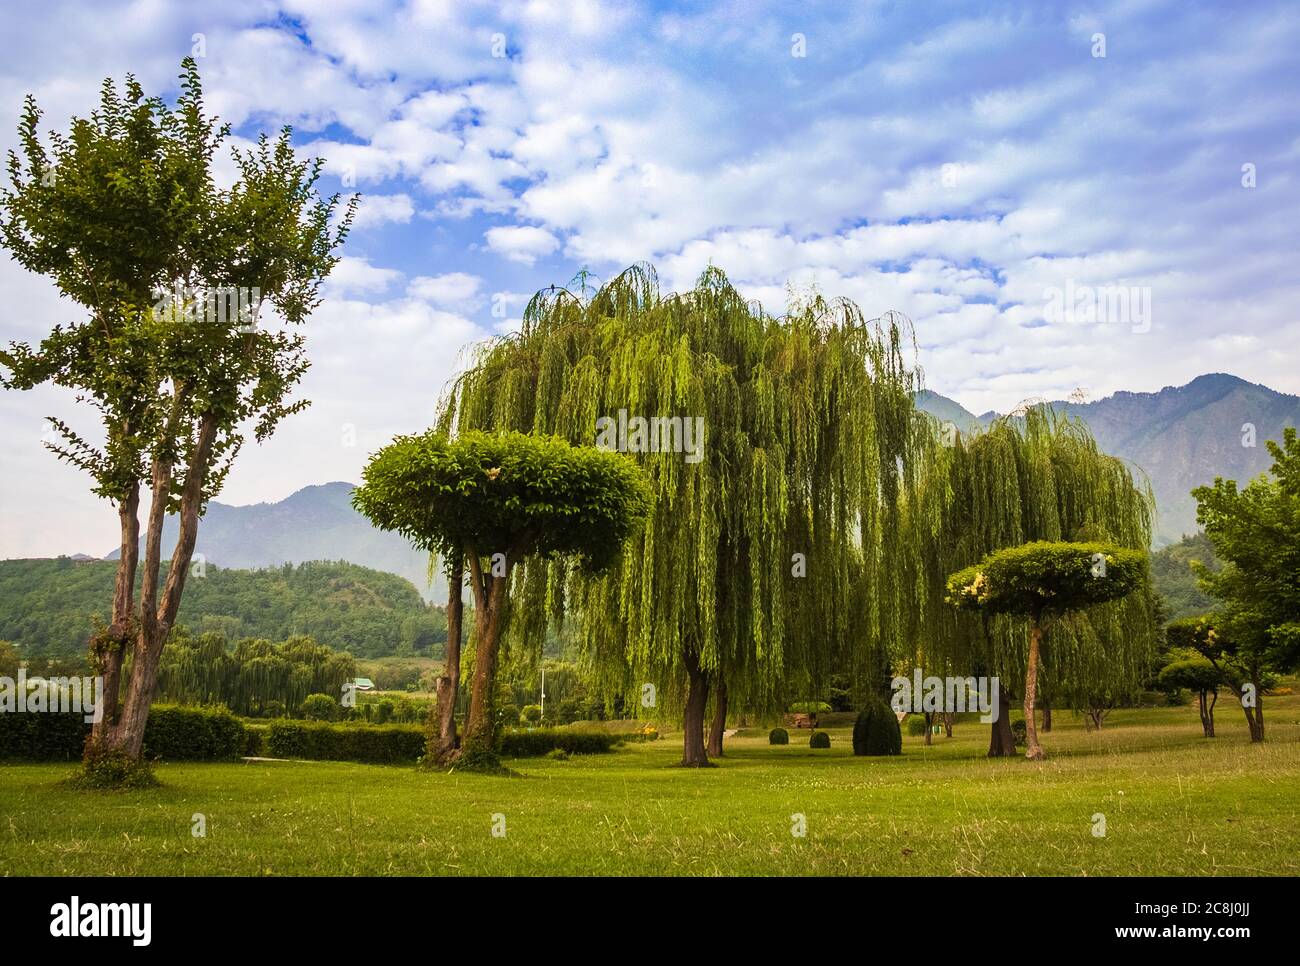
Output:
(105, 482), (436, 597)
(915, 373), (1300, 545)
(0, 557), (444, 660)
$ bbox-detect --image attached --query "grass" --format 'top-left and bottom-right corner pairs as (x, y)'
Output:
(1, 696), (1298, 876)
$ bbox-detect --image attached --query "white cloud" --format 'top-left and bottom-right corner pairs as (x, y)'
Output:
(484, 225), (560, 264)
(350, 193), (415, 230)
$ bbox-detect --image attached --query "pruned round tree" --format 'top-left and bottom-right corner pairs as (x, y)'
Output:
(946, 541), (1147, 759)
(352, 429), (649, 764)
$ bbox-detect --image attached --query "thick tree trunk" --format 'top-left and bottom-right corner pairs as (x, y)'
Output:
(680, 651), (712, 767)
(1022, 619), (1046, 760)
(1041, 701), (1052, 733)
(706, 678), (727, 758)
(91, 485), (140, 746)
(1241, 680), (1264, 742)
(462, 553), (509, 755)
(432, 556), (464, 764)
(988, 684), (1016, 757)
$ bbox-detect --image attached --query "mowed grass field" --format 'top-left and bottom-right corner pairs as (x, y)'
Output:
(1, 695), (1298, 876)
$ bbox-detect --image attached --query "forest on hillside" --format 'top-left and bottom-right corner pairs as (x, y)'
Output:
(0, 558), (447, 660)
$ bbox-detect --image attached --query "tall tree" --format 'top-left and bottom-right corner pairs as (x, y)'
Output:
(352, 430), (648, 764)
(911, 408), (1157, 756)
(1188, 428), (1300, 741)
(437, 266), (927, 766)
(947, 541), (1147, 758)
(0, 59), (355, 778)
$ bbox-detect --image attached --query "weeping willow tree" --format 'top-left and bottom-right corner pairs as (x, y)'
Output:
(909, 406), (1157, 756)
(437, 264), (931, 765)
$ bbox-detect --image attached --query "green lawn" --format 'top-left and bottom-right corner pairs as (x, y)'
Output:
(2, 697), (1298, 876)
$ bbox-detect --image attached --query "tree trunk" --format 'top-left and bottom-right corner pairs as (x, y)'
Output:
(90, 484), (140, 746)
(942, 711), (954, 738)
(461, 550), (510, 755)
(680, 651), (712, 767)
(1022, 619), (1046, 760)
(923, 711), (934, 746)
(1198, 688), (1216, 738)
(1041, 701), (1052, 733)
(432, 556), (464, 764)
(988, 684), (1016, 757)
(1241, 679), (1264, 742)
(706, 678), (727, 758)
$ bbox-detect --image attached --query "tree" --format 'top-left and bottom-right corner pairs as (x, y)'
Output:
(913, 407), (1156, 757)
(1188, 428), (1300, 741)
(1158, 648), (1229, 737)
(0, 59), (355, 778)
(437, 265), (925, 766)
(947, 541), (1147, 759)
(352, 430), (649, 765)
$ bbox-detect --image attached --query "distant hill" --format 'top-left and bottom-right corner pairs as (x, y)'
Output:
(915, 373), (1300, 545)
(1150, 533), (1222, 620)
(0, 557), (445, 660)
(105, 481), (436, 597)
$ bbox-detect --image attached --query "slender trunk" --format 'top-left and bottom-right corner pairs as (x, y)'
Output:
(706, 678), (727, 758)
(432, 556), (464, 764)
(91, 485), (140, 745)
(988, 684), (1016, 757)
(680, 651), (712, 767)
(1041, 701), (1052, 733)
(1023, 618), (1046, 760)
(1199, 688), (1216, 738)
(942, 711), (954, 738)
(923, 711), (934, 746)
(1241, 679), (1264, 742)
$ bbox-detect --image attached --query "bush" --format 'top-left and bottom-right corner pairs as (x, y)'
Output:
(906, 715), (928, 736)
(545, 748), (570, 761)
(498, 728), (619, 758)
(374, 699), (395, 724)
(144, 705), (245, 760)
(265, 721), (425, 764)
(520, 703), (543, 726)
(809, 730), (831, 749)
(768, 727), (789, 745)
(243, 723), (268, 757)
(299, 693), (339, 721)
(0, 704), (245, 762)
(1011, 719), (1027, 744)
(852, 700), (902, 756)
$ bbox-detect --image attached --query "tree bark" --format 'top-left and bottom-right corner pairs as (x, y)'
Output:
(1241, 679), (1264, 742)
(91, 484), (140, 746)
(1021, 619), (1046, 759)
(923, 711), (934, 746)
(1198, 688), (1217, 738)
(680, 650), (712, 767)
(987, 684), (1016, 757)
(706, 678), (727, 758)
(461, 548), (510, 755)
(942, 711), (954, 738)
(1041, 701), (1052, 733)
(432, 555), (464, 764)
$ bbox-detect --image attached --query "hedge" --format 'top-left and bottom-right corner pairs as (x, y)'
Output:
(498, 728), (620, 758)
(264, 721), (426, 764)
(0, 704), (245, 761)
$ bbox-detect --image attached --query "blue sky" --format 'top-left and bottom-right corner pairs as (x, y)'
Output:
(1, 0), (1298, 556)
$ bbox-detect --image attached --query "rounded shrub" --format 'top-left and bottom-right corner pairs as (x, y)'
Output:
(852, 699), (902, 756)
(906, 715), (928, 736)
(809, 730), (831, 749)
(1011, 719), (1027, 744)
(299, 693), (338, 721)
(768, 727), (789, 745)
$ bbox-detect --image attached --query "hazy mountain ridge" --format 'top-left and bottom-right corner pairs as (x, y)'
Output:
(916, 373), (1300, 544)
(105, 482), (436, 597)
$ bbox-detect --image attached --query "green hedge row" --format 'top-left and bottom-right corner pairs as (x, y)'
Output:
(499, 728), (620, 757)
(0, 704), (246, 761)
(264, 721), (426, 764)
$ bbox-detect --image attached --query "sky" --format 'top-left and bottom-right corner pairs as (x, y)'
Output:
(1, 0), (1298, 558)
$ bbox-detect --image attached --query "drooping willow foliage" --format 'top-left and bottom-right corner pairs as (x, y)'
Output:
(909, 406), (1157, 700)
(155, 630), (356, 717)
(437, 264), (935, 717)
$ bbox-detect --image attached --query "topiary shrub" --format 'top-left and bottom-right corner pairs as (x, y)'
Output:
(906, 715), (928, 736)
(497, 728), (619, 758)
(299, 693), (338, 721)
(768, 727), (789, 745)
(1011, 719), (1027, 745)
(809, 730), (831, 749)
(852, 699), (902, 756)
